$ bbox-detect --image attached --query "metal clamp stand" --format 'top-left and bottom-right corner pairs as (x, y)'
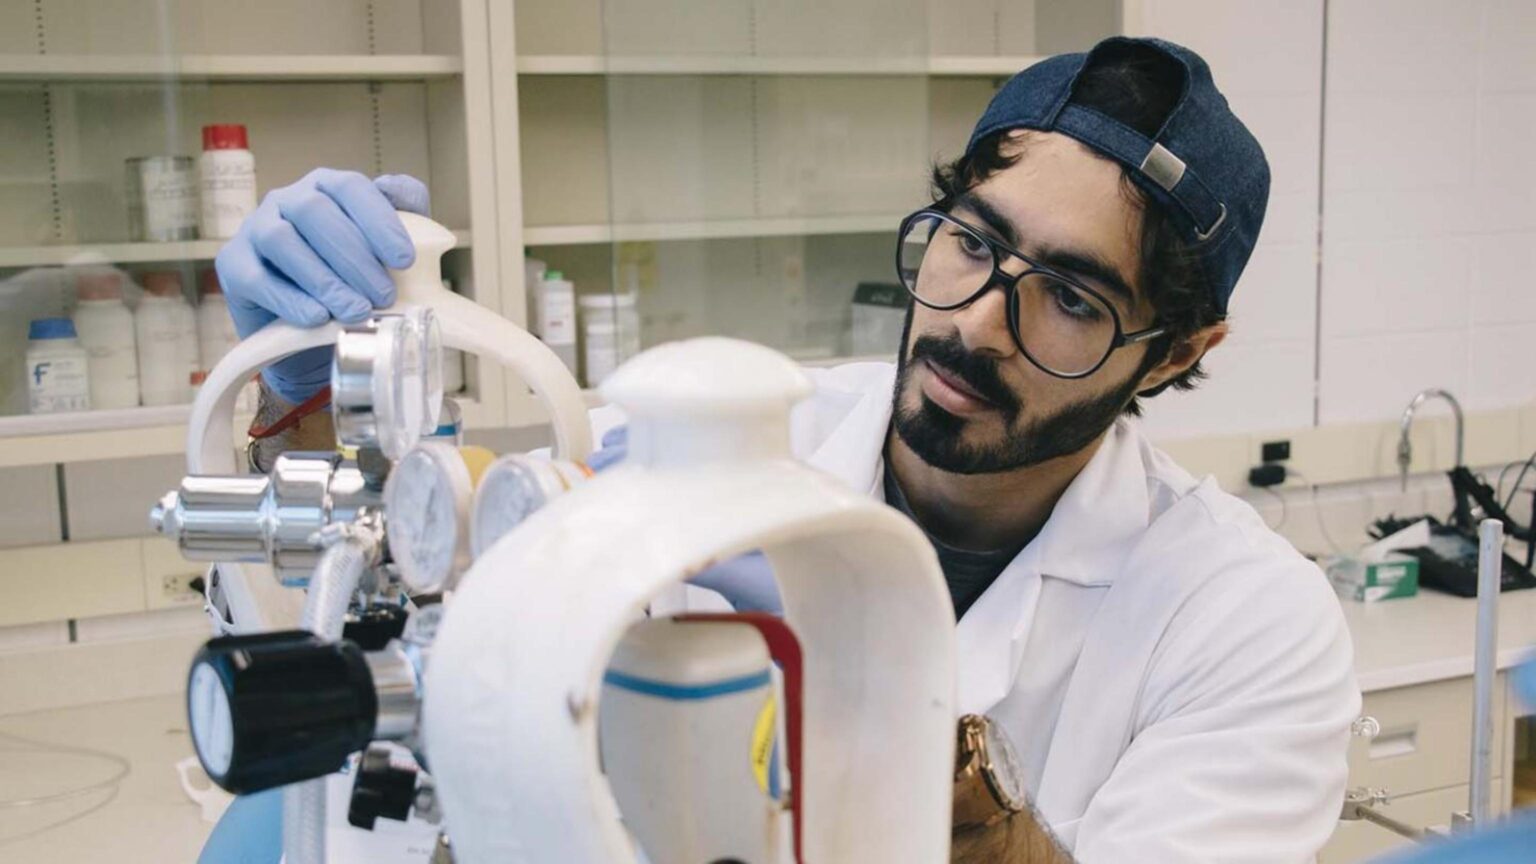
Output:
(1340, 518), (1505, 842)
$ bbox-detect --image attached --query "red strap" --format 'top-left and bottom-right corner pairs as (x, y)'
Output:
(677, 612), (806, 864)
(247, 386), (332, 440)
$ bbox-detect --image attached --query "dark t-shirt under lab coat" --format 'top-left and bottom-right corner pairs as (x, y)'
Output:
(882, 465), (1029, 620)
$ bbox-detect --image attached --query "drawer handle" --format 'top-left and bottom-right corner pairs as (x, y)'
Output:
(1369, 725), (1418, 760)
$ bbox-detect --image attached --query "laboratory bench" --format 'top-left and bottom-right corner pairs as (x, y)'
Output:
(2, 590), (1533, 862)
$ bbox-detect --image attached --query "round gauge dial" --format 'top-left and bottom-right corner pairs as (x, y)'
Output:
(188, 662), (234, 778)
(470, 456), (555, 558)
(384, 442), (473, 594)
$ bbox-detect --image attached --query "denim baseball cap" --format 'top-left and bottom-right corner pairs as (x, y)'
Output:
(966, 37), (1269, 315)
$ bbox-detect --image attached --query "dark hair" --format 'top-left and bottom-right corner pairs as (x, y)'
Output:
(929, 44), (1224, 415)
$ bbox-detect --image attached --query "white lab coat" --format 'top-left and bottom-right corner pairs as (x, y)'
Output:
(593, 360), (1361, 863)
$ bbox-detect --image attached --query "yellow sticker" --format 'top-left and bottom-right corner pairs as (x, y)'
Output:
(750, 691), (777, 795)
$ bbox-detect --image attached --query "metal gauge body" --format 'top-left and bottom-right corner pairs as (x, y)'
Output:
(334, 307), (444, 460)
(470, 454), (591, 558)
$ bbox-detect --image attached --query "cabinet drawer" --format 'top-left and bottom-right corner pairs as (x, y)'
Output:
(1349, 676), (1506, 796)
(1320, 780), (1505, 864)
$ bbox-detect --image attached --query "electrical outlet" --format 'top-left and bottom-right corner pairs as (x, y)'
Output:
(161, 571), (202, 605)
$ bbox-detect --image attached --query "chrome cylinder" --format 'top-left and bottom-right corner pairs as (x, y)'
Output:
(365, 641), (422, 742)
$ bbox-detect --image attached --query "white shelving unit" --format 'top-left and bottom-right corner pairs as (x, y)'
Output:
(0, 0), (511, 467)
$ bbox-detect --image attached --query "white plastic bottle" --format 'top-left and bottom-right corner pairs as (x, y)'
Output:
(196, 269), (256, 411)
(535, 269), (579, 377)
(579, 292), (641, 387)
(198, 124), (259, 240)
(26, 318), (91, 414)
(72, 271), (140, 409)
(136, 271), (200, 406)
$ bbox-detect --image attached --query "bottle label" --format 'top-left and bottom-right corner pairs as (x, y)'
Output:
(28, 354), (90, 413)
(539, 291), (577, 344)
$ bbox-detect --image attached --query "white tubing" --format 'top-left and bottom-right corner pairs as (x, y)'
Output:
(283, 533), (375, 864)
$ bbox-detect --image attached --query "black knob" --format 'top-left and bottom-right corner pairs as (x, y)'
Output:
(343, 604), (409, 651)
(348, 745), (419, 829)
(187, 630), (377, 795)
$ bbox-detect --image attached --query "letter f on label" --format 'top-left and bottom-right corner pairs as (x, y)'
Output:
(32, 362), (50, 385)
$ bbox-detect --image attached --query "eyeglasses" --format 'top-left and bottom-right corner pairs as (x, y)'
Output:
(895, 208), (1166, 379)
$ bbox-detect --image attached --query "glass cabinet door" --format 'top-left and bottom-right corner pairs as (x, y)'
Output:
(515, 0), (1124, 390)
(0, 0), (497, 462)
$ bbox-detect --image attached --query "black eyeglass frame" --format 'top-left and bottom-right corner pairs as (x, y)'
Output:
(895, 207), (1168, 379)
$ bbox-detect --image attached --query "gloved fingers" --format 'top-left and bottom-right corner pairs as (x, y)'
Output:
(686, 550), (783, 615)
(587, 425), (630, 472)
(214, 234), (330, 338)
(249, 199), (374, 325)
(275, 183), (396, 308)
(373, 173), (431, 217)
(304, 168), (416, 270)
(261, 344), (335, 405)
(198, 788), (283, 864)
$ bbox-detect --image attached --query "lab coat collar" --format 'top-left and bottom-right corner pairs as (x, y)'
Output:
(806, 360), (1152, 590)
(1012, 417), (1151, 589)
(952, 419), (1151, 714)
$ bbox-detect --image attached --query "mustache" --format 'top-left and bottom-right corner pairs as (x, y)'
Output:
(908, 334), (1020, 415)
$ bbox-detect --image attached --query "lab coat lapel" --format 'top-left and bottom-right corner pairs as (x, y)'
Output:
(953, 421), (1152, 716)
(804, 364), (897, 496)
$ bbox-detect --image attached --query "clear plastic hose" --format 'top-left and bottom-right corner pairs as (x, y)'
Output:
(283, 520), (380, 864)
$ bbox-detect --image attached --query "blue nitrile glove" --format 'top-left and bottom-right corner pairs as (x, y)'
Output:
(214, 170), (430, 404)
(588, 426), (784, 614)
(197, 788), (282, 864)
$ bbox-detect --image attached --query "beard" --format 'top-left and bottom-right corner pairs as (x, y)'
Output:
(890, 327), (1146, 475)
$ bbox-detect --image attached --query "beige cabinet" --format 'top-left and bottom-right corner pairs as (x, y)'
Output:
(1321, 673), (1518, 863)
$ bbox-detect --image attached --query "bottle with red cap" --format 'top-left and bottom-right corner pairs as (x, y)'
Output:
(199, 123), (258, 240)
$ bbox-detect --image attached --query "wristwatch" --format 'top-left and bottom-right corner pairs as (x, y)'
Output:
(953, 713), (1028, 832)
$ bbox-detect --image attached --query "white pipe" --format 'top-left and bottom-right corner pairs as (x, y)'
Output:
(283, 529), (377, 864)
(1470, 518), (1502, 824)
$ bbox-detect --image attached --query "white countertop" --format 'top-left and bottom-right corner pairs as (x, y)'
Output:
(1342, 586), (1536, 693)
(0, 694), (210, 861)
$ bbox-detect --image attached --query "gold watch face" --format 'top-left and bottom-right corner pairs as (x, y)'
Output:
(978, 715), (1028, 812)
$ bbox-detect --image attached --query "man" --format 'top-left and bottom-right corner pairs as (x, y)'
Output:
(217, 37), (1358, 863)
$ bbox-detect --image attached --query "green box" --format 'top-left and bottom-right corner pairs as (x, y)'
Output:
(1327, 553), (1420, 602)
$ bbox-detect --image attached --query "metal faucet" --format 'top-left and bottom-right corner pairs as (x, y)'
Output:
(1397, 388), (1464, 492)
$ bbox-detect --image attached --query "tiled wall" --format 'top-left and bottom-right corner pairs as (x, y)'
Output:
(1136, 0), (1536, 437)
(1135, 0), (1325, 439)
(1320, 0), (1536, 423)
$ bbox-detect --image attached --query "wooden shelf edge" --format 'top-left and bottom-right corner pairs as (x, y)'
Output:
(0, 53), (463, 82)
(516, 54), (1042, 77)
(0, 230), (470, 269)
(523, 215), (898, 246)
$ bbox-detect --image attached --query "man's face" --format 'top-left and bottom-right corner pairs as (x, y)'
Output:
(893, 131), (1163, 475)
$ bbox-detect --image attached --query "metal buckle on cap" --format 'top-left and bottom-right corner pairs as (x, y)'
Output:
(1194, 203), (1227, 241)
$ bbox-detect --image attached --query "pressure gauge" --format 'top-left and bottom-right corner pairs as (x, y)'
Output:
(470, 454), (591, 558)
(384, 442), (473, 595)
(188, 662), (234, 778)
(333, 307), (444, 460)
